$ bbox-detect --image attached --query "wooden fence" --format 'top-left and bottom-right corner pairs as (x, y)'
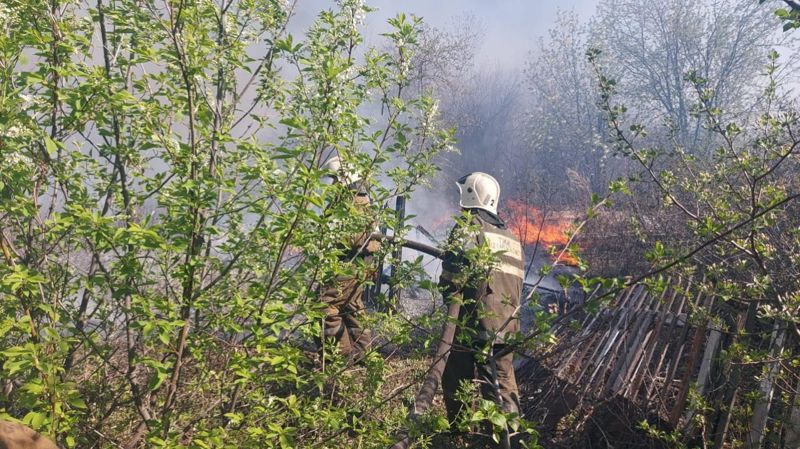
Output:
(548, 278), (720, 426)
(536, 277), (800, 448)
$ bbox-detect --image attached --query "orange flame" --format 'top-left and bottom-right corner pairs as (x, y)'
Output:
(505, 199), (579, 266)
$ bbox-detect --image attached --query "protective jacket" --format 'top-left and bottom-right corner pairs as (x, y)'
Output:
(439, 209), (525, 433)
(320, 186), (380, 358)
(439, 210), (524, 342)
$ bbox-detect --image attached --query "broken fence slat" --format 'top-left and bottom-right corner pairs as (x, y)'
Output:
(608, 309), (655, 396)
(611, 282), (675, 397)
(603, 288), (654, 396)
(557, 287), (628, 377)
(696, 323), (722, 396)
(575, 285), (640, 387)
(646, 278), (691, 401)
(627, 281), (680, 400)
(623, 328), (654, 398)
(590, 284), (651, 396)
(661, 286), (705, 409)
(669, 293), (714, 426)
(748, 319), (788, 449)
(555, 288), (608, 375)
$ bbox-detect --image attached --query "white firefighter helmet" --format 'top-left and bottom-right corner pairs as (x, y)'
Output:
(320, 154), (361, 185)
(456, 172), (500, 215)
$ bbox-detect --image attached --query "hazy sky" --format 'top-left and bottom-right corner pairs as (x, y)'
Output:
(292, 0), (600, 69)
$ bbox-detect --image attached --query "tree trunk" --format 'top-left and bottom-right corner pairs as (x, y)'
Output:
(387, 196), (407, 302)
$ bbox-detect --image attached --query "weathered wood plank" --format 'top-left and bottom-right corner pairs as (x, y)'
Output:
(582, 286), (643, 391)
(696, 323), (722, 397)
(661, 286), (704, 406)
(623, 329), (654, 398)
(556, 289), (615, 376)
(587, 285), (650, 395)
(784, 375), (800, 448)
(608, 309), (656, 396)
(646, 279), (691, 401)
(627, 281), (681, 399)
(574, 286), (639, 386)
(612, 282), (676, 397)
(712, 312), (747, 449)
(669, 294), (714, 426)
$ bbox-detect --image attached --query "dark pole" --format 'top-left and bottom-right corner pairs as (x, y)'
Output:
(366, 223), (388, 309)
(387, 196), (406, 302)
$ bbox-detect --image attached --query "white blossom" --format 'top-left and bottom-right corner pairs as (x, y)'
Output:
(2, 126), (22, 138)
(0, 4), (11, 25)
(19, 94), (34, 108)
(2, 152), (34, 170)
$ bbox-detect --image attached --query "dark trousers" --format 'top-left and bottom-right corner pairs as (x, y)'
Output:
(442, 342), (521, 424)
(320, 276), (373, 357)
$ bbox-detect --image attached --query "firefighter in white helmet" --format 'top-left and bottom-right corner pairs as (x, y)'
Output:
(317, 155), (379, 360)
(320, 153), (361, 187)
(439, 172), (524, 446)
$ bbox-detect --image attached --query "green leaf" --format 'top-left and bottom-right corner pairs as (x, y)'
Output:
(148, 368), (169, 391)
(22, 411), (45, 430)
(489, 412), (507, 429)
(279, 116), (307, 130)
(22, 381), (45, 395)
(44, 136), (58, 156)
(434, 416), (450, 431)
(68, 396), (88, 410)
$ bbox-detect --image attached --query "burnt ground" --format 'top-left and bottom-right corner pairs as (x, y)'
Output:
(516, 359), (673, 449)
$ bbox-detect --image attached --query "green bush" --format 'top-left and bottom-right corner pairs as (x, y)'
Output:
(0, 0), (454, 447)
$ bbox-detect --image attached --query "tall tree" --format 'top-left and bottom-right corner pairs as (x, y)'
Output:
(592, 0), (788, 150)
(525, 12), (612, 205)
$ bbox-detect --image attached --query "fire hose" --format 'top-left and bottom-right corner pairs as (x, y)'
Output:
(371, 232), (444, 260)
(389, 300), (460, 449)
(368, 233), (460, 449)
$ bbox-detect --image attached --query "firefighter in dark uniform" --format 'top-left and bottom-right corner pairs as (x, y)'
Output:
(439, 172), (524, 444)
(318, 155), (380, 359)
